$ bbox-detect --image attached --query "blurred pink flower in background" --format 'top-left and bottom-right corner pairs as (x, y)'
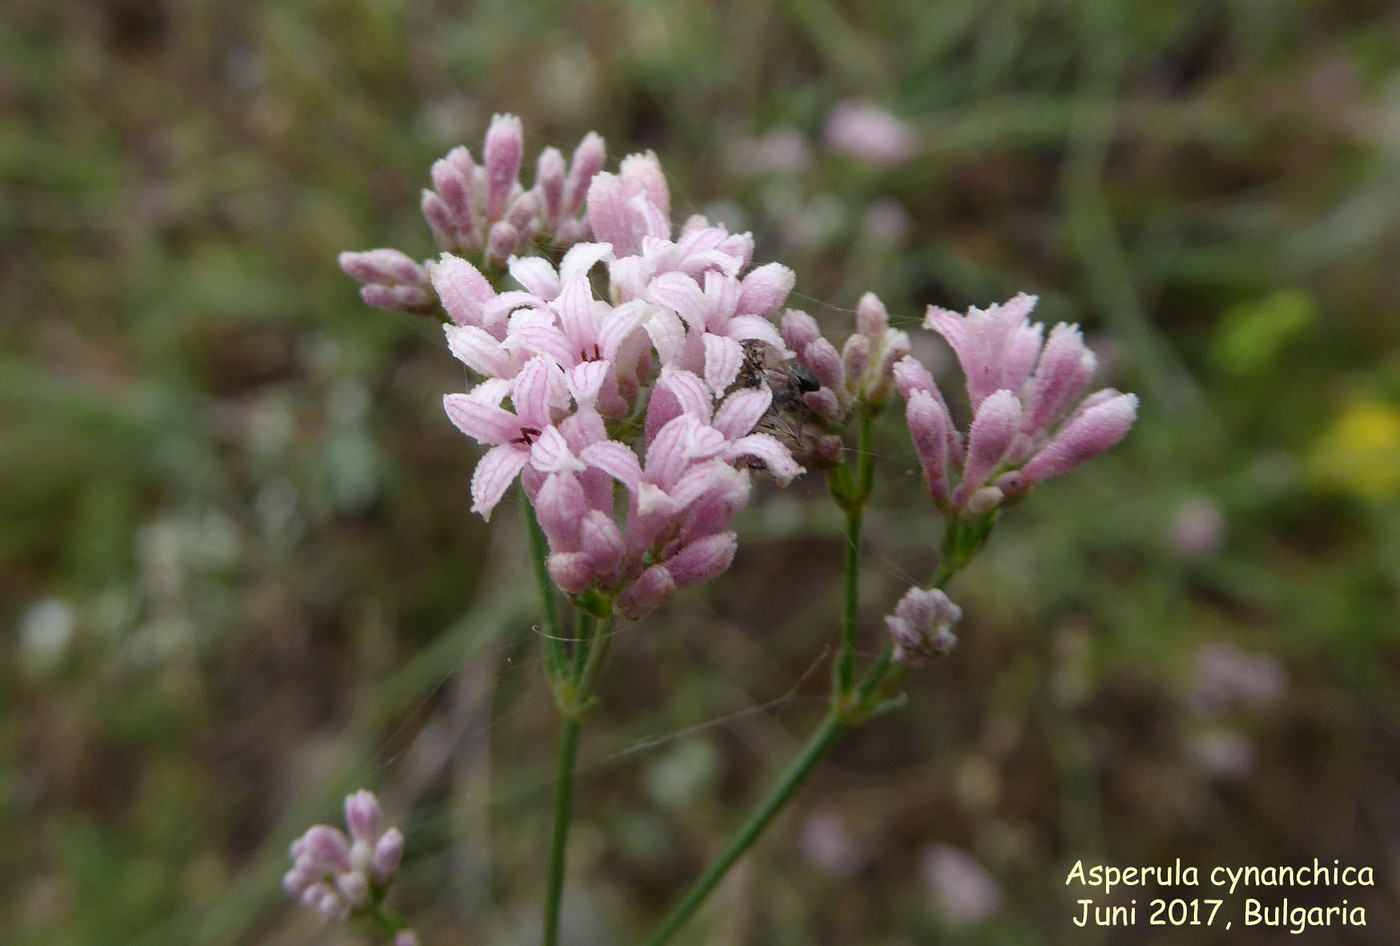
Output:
(1189, 642), (1287, 716)
(729, 127), (812, 176)
(824, 100), (918, 166)
(922, 844), (1003, 925)
(799, 807), (862, 877)
(1171, 496), (1227, 558)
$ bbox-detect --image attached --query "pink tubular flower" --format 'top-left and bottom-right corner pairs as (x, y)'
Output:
(563, 369), (801, 619)
(898, 294), (1138, 517)
(285, 790), (407, 925)
(443, 355), (584, 520)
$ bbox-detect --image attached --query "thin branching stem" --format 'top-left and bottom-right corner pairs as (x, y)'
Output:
(542, 716), (581, 946)
(643, 710), (850, 946)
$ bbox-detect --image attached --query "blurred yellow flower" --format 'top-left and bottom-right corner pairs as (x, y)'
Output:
(1310, 400), (1400, 501)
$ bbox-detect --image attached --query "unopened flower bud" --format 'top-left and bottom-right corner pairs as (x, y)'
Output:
(780, 309), (821, 352)
(373, 827), (406, 883)
(963, 486), (1004, 517)
(842, 333), (871, 386)
(617, 564), (675, 620)
(665, 531), (738, 588)
(579, 510), (625, 576)
(300, 825), (351, 872)
(344, 790), (382, 843)
(564, 132), (607, 216)
(801, 338), (844, 391)
(506, 191), (539, 231)
(431, 146), (475, 220)
(483, 113), (524, 221)
(283, 861), (318, 897)
(867, 330), (910, 404)
(484, 220), (521, 268)
(736, 263), (794, 319)
(338, 249), (425, 288)
(586, 172), (633, 257)
(421, 189), (464, 249)
(301, 881), (335, 910)
(336, 869), (370, 906)
(548, 551), (595, 595)
(316, 886), (349, 920)
(619, 151), (670, 220)
(1016, 392), (1138, 487)
(856, 292), (889, 338)
(535, 146), (567, 221)
(285, 789), (408, 925)
(886, 587), (962, 667)
(906, 389), (953, 505)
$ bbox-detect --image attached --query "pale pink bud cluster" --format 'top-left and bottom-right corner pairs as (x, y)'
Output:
(885, 586), (962, 666)
(284, 790), (407, 926)
(338, 249), (435, 315)
(421, 114), (606, 266)
(434, 149), (810, 619)
(780, 293), (909, 416)
(896, 293), (1138, 518)
(845, 293), (911, 405)
(824, 100), (918, 166)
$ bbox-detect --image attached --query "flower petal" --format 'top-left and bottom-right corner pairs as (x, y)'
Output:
(726, 315), (786, 352)
(703, 333), (744, 396)
(508, 256), (561, 300)
(642, 303), (688, 366)
(712, 387), (772, 439)
(470, 444), (529, 520)
(444, 324), (516, 378)
(658, 367), (713, 421)
(960, 389), (1022, 495)
(580, 440), (643, 491)
(725, 433), (802, 485)
(432, 254), (495, 328)
(529, 425), (585, 474)
(443, 393), (520, 445)
(559, 241), (614, 285)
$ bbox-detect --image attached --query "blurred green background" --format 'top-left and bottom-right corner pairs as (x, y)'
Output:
(4, 0), (1400, 944)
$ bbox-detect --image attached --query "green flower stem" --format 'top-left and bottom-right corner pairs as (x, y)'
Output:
(833, 410), (876, 699)
(542, 714), (581, 946)
(573, 618), (612, 701)
(643, 709), (850, 946)
(646, 409), (899, 945)
(364, 899), (409, 936)
(521, 494), (566, 682)
(833, 503), (864, 696)
(541, 611), (612, 946)
(643, 643), (904, 946)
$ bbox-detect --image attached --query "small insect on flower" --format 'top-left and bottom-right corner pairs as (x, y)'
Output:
(729, 340), (837, 470)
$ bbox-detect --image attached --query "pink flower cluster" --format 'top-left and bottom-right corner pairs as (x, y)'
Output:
(284, 790), (407, 924)
(895, 293), (1139, 520)
(433, 147), (810, 619)
(341, 113), (606, 310)
(885, 586), (962, 666)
